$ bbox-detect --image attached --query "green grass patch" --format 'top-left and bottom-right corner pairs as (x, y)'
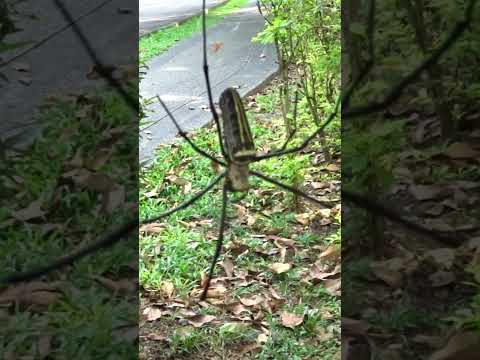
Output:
(0, 81), (138, 358)
(139, 0), (249, 62)
(140, 85), (341, 358)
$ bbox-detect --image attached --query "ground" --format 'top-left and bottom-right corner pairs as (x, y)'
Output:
(139, 76), (342, 359)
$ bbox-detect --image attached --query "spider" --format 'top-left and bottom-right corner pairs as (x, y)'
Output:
(151, 0), (338, 299)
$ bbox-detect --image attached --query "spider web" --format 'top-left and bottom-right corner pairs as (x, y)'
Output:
(1, 0), (477, 287)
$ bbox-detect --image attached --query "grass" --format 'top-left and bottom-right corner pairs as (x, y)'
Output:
(139, 85), (341, 358)
(0, 78), (138, 358)
(139, 0), (249, 62)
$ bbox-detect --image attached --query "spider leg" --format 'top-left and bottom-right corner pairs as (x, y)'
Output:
(202, 0), (228, 160)
(157, 96), (225, 166)
(200, 181), (229, 300)
(142, 171), (227, 225)
(1, 171), (227, 286)
(250, 170), (336, 209)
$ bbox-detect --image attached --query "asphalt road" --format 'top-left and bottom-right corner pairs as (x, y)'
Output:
(0, 0), (137, 146)
(140, 0), (225, 36)
(139, 0), (278, 164)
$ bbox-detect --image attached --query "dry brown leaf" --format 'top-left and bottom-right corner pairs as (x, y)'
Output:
(444, 142), (480, 160)
(240, 295), (264, 307)
(295, 212), (312, 225)
(324, 278), (341, 296)
(319, 244), (341, 262)
(269, 262), (292, 274)
(228, 302), (250, 315)
(146, 333), (166, 342)
(429, 271), (455, 287)
(326, 163), (340, 172)
(311, 263), (341, 281)
(139, 222), (165, 235)
(161, 281), (175, 298)
(87, 149), (113, 170)
(220, 258), (235, 278)
(280, 311), (304, 328)
(370, 258), (409, 287)
(268, 235), (296, 248)
(342, 317), (371, 336)
(204, 285), (227, 299)
(187, 314), (216, 328)
(409, 185), (444, 201)
(429, 332), (480, 360)
(11, 198), (45, 221)
(425, 248), (456, 269)
(412, 334), (444, 348)
(143, 306), (165, 321)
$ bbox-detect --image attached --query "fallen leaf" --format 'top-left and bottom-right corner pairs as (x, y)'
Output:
(0, 281), (62, 310)
(211, 41), (224, 52)
(425, 248), (456, 269)
(146, 333), (166, 341)
(240, 295), (264, 307)
(143, 306), (164, 321)
(342, 317), (371, 336)
(444, 142), (480, 160)
(429, 271), (455, 287)
(11, 198), (45, 221)
(280, 311), (304, 328)
(161, 281), (175, 298)
(410, 185), (445, 201)
(429, 332), (480, 360)
(324, 278), (341, 296)
(139, 222), (165, 235)
(187, 314), (216, 328)
(269, 262), (292, 274)
(220, 258), (234, 278)
(319, 244), (341, 262)
(228, 302), (250, 315)
(326, 163), (340, 171)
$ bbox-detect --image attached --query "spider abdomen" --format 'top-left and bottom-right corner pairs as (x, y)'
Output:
(219, 88), (256, 162)
(219, 88), (256, 192)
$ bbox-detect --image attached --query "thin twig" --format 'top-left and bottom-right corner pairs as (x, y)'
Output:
(157, 96), (225, 166)
(251, 170), (335, 208)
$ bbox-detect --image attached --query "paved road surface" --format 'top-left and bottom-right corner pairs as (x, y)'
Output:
(0, 0), (137, 146)
(139, 0), (278, 164)
(140, 0), (225, 36)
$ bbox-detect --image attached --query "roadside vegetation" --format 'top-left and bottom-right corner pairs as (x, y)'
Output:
(140, 0), (249, 62)
(139, 0), (341, 358)
(0, 68), (138, 358)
